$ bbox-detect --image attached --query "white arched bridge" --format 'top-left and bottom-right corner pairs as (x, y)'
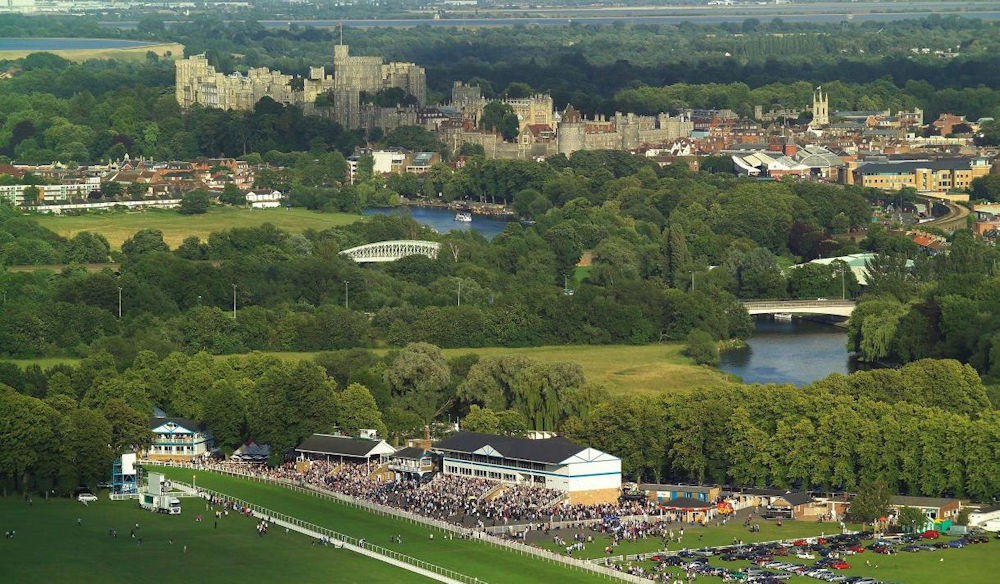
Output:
(339, 240), (441, 263)
(741, 299), (856, 318)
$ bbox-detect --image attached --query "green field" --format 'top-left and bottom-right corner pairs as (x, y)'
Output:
(0, 42), (185, 62)
(153, 467), (609, 584)
(34, 207), (362, 249)
(0, 496), (424, 583)
(3, 344), (729, 394)
(256, 344), (731, 395)
(536, 520), (861, 559)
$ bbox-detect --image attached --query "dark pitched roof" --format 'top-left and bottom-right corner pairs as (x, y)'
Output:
(972, 503), (1000, 514)
(295, 434), (385, 457)
(774, 491), (813, 506)
(150, 416), (202, 432)
(434, 431), (585, 464)
(889, 495), (958, 509)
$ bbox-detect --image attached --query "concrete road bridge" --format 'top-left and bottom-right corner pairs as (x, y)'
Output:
(741, 299), (856, 317)
(339, 240), (441, 263)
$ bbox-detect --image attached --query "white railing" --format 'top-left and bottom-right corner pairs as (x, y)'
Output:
(167, 478), (482, 584)
(142, 461), (651, 583)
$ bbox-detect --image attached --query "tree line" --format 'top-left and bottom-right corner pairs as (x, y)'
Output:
(2, 153), (878, 359)
(4, 345), (997, 501)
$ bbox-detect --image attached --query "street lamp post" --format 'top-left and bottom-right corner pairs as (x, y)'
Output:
(232, 283), (237, 319)
(457, 279), (462, 306)
(117, 286), (122, 320)
(344, 281), (350, 310)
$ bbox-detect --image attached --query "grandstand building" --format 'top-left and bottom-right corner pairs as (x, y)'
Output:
(295, 433), (396, 463)
(433, 432), (622, 504)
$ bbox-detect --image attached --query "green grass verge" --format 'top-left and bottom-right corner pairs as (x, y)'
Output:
(536, 520), (862, 559)
(153, 466), (609, 584)
(0, 496), (424, 583)
(34, 207), (362, 249)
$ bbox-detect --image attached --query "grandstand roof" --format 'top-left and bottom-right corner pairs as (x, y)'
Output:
(434, 431), (602, 465)
(295, 434), (395, 459)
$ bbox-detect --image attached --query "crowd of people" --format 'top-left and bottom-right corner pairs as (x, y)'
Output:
(190, 458), (669, 532)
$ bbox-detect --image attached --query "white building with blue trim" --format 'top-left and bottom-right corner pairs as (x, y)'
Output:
(146, 417), (213, 461)
(433, 432), (622, 504)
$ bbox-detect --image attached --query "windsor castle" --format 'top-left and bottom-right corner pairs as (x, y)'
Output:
(175, 44), (426, 129)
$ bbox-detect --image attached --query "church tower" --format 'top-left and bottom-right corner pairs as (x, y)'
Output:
(812, 86), (829, 126)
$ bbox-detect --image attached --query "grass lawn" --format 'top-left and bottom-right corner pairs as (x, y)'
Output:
(537, 520), (861, 560)
(0, 496), (425, 584)
(254, 344), (731, 395)
(0, 42), (185, 62)
(153, 466), (609, 584)
(3, 344), (730, 395)
(34, 207), (362, 249)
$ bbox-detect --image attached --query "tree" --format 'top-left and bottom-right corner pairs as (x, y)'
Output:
(851, 478), (891, 524)
(684, 329), (719, 365)
(127, 182), (147, 200)
(200, 380), (246, 451)
(121, 229), (169, 258)
(219, 182), (246, 206)
(65, 232), (112, 264)
(664, 224), (692, 289)
(336, 383), (385, 437)
(22, 185), (40, 206)
(246, 361), (338, 453)
(99, 181), (123, 199)
(179, 190), (210, 215)
(497, 409), (528, 437)
(69, 408), (113, 486)
(897, 506), (928, 533)
(384, 343), (452, 429)
(102, 399), (152, 455)
(461, 404), (500, 434)
(384, 126), (445, 154)
(479, 102), (519, 141)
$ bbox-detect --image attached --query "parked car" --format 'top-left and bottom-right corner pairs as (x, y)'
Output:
(77, 492), (98, 503)
(921, 530), (940, 539)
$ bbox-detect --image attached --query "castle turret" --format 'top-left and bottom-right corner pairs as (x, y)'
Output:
(557, 105), (586, 156)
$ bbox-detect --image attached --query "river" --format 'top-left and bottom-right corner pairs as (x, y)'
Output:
(363, 205), (512, 241)
(719, 318), (857, 387)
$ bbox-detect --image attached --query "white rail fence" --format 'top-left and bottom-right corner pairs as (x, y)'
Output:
(143, 461), (651, 583)
(168, 478), (481, 584)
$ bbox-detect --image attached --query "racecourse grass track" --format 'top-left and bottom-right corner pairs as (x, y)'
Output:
(149, 469), (1000, 584)
(153, 466), (610, 584)
(34, 207), (362, 248)
(0, 496), (425, 583)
